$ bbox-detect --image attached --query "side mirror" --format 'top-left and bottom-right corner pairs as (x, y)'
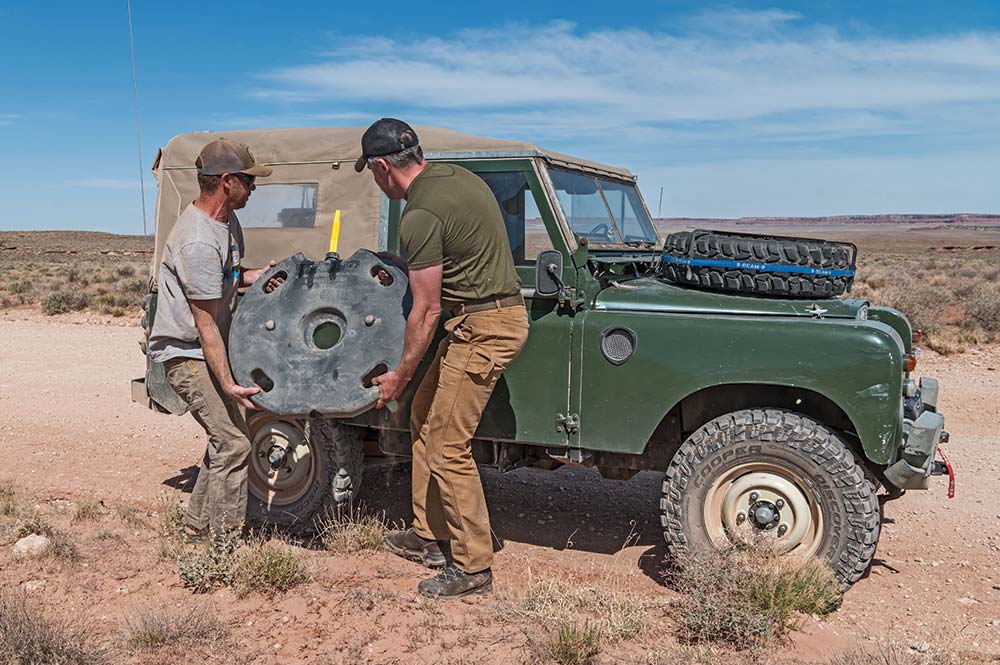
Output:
(534, 250), (564, 297)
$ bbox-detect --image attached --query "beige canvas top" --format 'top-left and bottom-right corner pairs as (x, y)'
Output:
(150, 125), (634, 277)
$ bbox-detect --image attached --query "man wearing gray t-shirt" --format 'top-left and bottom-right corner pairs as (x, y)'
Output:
(149, 138), (274, 539)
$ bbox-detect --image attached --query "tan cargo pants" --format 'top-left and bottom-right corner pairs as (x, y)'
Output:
(410, 304), (529, 573)
(164, 358), (252, 534)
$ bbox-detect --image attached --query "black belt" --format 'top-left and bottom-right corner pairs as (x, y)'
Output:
(448, 293), (524, 315)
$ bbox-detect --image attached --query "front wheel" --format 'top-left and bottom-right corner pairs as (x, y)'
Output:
(660, 409), (880, 589)
(246, 415), (364, 534)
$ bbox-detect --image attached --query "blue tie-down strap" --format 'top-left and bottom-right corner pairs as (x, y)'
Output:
(662, 255), (856, 278)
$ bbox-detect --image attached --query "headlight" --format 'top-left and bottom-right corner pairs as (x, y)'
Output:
(856, 304), (869, 320)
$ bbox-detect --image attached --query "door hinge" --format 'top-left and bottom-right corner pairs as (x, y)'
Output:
(556, 413), (580, 434)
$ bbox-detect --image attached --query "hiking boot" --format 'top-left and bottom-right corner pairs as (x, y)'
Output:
(418, 564), (492, 598)
(384, 527), (447, 568)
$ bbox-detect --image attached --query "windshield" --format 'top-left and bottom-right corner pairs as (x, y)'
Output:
(548, 167), (658, 247)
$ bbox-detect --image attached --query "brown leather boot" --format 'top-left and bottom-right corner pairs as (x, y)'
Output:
(384, 527), (446, 568)
(418, 564), (492, 598)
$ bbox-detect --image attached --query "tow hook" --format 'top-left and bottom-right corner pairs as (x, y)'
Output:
(931, 444), (956, 499)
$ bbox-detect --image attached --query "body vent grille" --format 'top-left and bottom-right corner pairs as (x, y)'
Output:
(600, 328), (636, 365)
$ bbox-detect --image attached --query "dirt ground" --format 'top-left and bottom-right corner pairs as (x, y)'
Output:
(0, 307), (997, 664)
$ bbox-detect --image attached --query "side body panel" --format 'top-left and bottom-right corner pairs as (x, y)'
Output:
(574, 310), (905, 464)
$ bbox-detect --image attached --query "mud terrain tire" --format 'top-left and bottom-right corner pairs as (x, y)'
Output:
(662, 230), (853, 298)
(660, 409), (879, 589)
(247, 417), (364, 534)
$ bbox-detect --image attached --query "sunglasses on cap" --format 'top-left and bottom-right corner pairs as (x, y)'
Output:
(231, 172), (256, 187)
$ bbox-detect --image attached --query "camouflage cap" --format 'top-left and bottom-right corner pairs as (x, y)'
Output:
(196, 138), (273, 177)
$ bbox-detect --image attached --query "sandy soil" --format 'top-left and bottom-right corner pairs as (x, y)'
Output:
(0, 309), (997, 663)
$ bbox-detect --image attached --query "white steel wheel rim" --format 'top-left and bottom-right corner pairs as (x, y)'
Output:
(704, 462), (823, 557)
(247, 418), (315, 508)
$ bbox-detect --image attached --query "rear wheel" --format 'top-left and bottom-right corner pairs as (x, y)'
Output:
(246, 415), (364, 534)
(660, 409), (879, 588)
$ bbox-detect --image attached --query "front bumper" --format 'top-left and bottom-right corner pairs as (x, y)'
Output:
(884, 377), (948, 490)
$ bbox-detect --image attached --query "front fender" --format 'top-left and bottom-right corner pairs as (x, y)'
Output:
(576, 311), (904, 464)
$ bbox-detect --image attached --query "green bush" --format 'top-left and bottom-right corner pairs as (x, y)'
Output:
(42, 291), (91, 315)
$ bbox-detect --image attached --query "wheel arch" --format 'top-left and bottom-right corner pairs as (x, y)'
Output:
(644, 382), (871, 470)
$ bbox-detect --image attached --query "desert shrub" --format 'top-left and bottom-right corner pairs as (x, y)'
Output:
(122, 602), (226, 651)
(0, 590), (103, 664)
(115, 276), (148, 304)
(875, 280), (945, 334)
(7, 279), (32, 295)
(15, 514), (80, 561)
(42, 291), (90, 315)
(232, 539), (309, 597)
(546, 622), (602, 665)
(968, 285), (1000, 332)
(177, 530), (241, 594)
(115, 264), (137, 279)
(317, 506), (389, 554)
(671, 541), (840, 650)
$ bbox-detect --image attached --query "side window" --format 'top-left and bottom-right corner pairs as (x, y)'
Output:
(238, 183), (318, 228)
(475, 171), (552, 265)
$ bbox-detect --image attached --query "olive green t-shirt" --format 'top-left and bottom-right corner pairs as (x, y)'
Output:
(401, 163), (521, 306)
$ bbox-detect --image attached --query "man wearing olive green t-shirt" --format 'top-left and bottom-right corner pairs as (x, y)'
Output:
(356, 118), (528, 598)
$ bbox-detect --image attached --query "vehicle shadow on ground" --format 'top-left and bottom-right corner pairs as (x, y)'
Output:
(360, 464), (673, 585)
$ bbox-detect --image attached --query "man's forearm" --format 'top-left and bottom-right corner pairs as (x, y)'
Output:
(196, 318), (236, 389)
(397, 306), (440, 380)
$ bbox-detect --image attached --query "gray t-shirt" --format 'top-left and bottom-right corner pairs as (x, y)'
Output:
(148, 204), (245, 363)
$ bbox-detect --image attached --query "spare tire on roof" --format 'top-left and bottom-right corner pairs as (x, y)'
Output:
(661, 229), (857, 298)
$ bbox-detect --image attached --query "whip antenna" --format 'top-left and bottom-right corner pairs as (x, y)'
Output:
(127, 0), (149, 237)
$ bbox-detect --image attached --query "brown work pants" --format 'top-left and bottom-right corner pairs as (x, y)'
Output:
(164, 358), (252, 534)
(410, 304), (529, 573)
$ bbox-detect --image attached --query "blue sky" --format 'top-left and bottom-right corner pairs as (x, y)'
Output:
(3, 1), (1000, 234)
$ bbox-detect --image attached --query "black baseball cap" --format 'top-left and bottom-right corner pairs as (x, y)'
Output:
(354, 118), (420, 172)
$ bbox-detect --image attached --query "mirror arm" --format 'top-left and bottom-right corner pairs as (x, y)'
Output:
(546, 263), (574, 306)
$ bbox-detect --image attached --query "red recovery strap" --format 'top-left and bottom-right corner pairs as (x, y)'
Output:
(936, 446), (956, 499)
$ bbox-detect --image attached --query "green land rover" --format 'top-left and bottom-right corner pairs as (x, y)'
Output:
(132, 126), (950, 589)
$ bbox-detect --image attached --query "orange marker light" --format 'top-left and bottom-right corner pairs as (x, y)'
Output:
(913, 329), (922, 344)
(906, 354), (917, 373)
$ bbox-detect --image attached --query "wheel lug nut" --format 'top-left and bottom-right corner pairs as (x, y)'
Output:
(775, 499), (785, 509)
(736, 512), (746, 524)
(777, 523), (788, 536)
(749, 492), (759, 503)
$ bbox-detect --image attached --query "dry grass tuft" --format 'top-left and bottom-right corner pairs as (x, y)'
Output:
(671, 540), (841, 650)
(0, 589), (103, 664)
(114, 502), (149, 528)
(72, 500), (103, 523)
(543, 622), (602, 665)
(155, 494), (186, 561)
(316, 505), (389, 554)
(0, 482), (18, 517)
(829, 639), (973, 665)
(122, 602), (227, 651)
(232, 538), (309, 597)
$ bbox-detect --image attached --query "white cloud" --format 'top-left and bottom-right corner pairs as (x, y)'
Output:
(242, 10), (1000, 214)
